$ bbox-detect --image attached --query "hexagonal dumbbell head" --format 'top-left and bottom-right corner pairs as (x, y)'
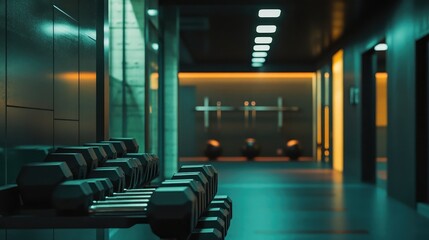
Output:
(45, 153), (87, 179)
(55, 147), (99, 175)
(100, 141), (127, 157)
(52, 180), (94, 215)
(104, 159), (136, 189)
(86, 178), (114, 197)
(17, 162), (73, 207)
(214, 195), (232, 219)
(196, 217), (226, 240)
(179, 165), (217, 200)
(188, 228), (223, 240)
(125, 153), (155, 185)
(172, 172), (210, 209)
(147, 186), (197, 240)
(149, 154), (160, 179)
(110, 137), (139, 153)
(85, 143), (117, 159)
(88, 167), (125, 193)
(90, 146), (108, 166)
(161, 179), (204, 222)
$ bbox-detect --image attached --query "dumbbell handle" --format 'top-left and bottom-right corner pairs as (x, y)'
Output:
(89, 203), (148, 214)
(106, 195), (151, 200)
(93, 199), (149, 205)
(112, 191), (153, 197)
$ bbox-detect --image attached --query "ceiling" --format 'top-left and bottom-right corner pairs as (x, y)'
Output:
(160, 0), (395, 72)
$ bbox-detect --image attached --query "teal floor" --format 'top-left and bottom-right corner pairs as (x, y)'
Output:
(201, 161), (429, 240)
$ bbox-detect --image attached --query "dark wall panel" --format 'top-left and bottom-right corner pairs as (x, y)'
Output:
(0, 0), (6, 186)
(6, 107), (53, 183)
(386, 0), (418, 206)
(79, 0), (97, 144)
(54, 8), (79, 120)
(79, 37), (97, 144)
(6, 0), (53, 109)
(54, 120), (79, 147)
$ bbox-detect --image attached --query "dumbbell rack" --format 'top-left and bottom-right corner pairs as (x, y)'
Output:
(0, 184), (149, 229)
(0, 138), (232, 240)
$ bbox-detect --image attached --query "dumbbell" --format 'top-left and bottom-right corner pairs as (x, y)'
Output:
(214, 195), (232, 220)
(55, 147), (99, 175)
(195, 217), (226, 240)
(188, 228), (223, 240)
(52, 147), (141, 191)
(51, 180), (198, 240)
(45, 153), (87, 179)
(85, 143), (117, 159)
(89, 145), (108, 166)
(85, 178), (114, 200)
(209, 200), (232, 230)
(88, 167), (125, 193)
(125, 153), (158, 185)
(110, 137), (139, 153)
(16, 162), (73, 207)
(100, 140), (127, 157)
(179, 165), (217, 202)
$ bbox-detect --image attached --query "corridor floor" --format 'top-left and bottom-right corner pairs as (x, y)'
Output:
(206, 161), (429, 240)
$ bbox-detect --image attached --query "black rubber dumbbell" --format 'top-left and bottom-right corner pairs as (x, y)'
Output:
(55, 147), (99, 175)
(214, 195), (232, 220)
(196, 217), (226, 240)
(85, 143), (117, 159)
(125, 153), (157, 185)
(209, 200), (232, 230)
(100, 140), (127, 157)
(45, 153), (87, 179)
(179, 165), (217, 202)
(188, 228), (223, 240)
(172, 172), (210, 210)
(52, 181), (199, 240)
(88, 167), (125, 193)
(16, 162), (73, 207)
(202, 207), (229, 235)
(86, 178), (114, 197)
(89, 146), (108, 166)
(110, 137), (139, 153)
(103, 158), (137, 189)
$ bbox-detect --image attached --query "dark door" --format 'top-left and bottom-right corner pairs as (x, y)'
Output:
(416, 36), (429, 203)
(361, 50), (377, 183)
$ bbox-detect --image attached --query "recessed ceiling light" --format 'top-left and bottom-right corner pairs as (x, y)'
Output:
(252, 58), (266, 63)
(253, 45), (270, 51)
(255, 37), (273, 44)
(256, 25), (277, 33)
(151, 43), (159, 51)
(252, 62), (263, 67)
(258, 9), (281, 18)
(374, 43), (388, 51)
(147, 9), (158, 17)
(252, 52), (268, 58)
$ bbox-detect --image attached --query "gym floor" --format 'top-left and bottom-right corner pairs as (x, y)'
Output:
(199, 161), (429, 240)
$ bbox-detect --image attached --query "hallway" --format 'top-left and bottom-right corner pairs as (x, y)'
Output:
(203, 161), (429, 240)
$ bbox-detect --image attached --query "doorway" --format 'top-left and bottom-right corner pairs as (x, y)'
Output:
(361, 41), (388, 187)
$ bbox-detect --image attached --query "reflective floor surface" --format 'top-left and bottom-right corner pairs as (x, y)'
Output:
(200, 161), (429, 240)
